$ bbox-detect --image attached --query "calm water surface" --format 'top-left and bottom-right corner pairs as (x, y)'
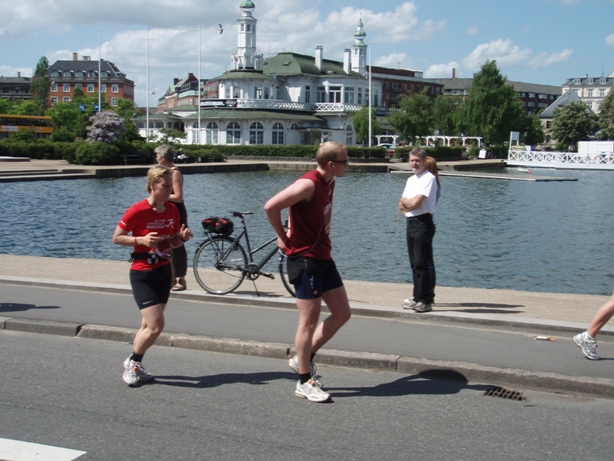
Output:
(2, 168), (614, 295)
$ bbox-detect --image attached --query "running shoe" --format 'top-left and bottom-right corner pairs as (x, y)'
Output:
(413, 302), (433, 313)
(295, 379), (331, 403)
(573, 332), (601, 360)
(288, 355), (322, 387)
(402, 298), (418, 309)
(123, 357), (140, 387)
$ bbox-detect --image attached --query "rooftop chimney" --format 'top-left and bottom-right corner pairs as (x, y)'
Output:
(73, 52), (78, 61)
(343, 49), (351, 74)
(315, 46), (323, 71)
(452, 67), (456, 79)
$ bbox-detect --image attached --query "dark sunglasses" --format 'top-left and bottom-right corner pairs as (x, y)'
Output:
(331, 159), (349, 165)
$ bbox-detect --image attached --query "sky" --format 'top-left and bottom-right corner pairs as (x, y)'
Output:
(1, 0), (613, 107)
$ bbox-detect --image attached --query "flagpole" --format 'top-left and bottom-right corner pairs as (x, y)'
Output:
(198, 25), (202, 145)
(98, 29), (102, 113)
(146, 27), (149, 142)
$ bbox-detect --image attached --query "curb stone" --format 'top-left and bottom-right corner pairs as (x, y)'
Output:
(4, 317), (614, 399)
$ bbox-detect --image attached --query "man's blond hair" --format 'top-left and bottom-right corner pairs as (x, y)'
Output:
(316, 141), (347, 166)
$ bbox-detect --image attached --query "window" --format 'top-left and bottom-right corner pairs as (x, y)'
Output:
(51, 84), (58, 92)
(588, 78), (594, 84)
(344, 87), (355, 104)
(264, 87), (269, 99)
(305, 86), (310, 103)
(588, 89), (593, 97)
(272, 122), (284, 145)
(63, 70), (72, 77)
(75, 83), (82, 90)
(329, 86), (342, 103)
(101, 84), (107, 93)
(249, 122), (263, 144)
(600, 89), (606, 97)
(63, 83), (70, 92)
(587, 101), (593, 110)
(346, 125), (353, 146)
(51, 96), (58, 104)
(317, 86), (326, 103)
(254, 87), (262, 99)
(233, 87), (240, 98)
(227, 122), (241, 144)
(112, 98), (118, 106)
(87, 84), (95, 93)
(357, 88), (363, 105)
(112, 84), (119, 93)
(206, 122), (219, 144)
(63, 97), (71, 103)
(546, 121), (552, 128)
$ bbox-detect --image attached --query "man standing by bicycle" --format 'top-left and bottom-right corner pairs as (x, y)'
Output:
(264, 141), (351, 403)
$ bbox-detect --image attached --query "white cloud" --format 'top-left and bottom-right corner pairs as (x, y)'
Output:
(466, 26), (479, 36)
(463, 39), (532, 70)
(606, 33), (614, 49)
(528, 49), (573, 68)
(424, 62), (461, 79)
(375, 53), (414, 70)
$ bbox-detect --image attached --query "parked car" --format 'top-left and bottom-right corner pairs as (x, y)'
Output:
(377, 143), (396, 158)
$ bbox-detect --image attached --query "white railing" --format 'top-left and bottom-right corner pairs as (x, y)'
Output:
(507, 148), (614, 170)
(234, 99), (362, 113)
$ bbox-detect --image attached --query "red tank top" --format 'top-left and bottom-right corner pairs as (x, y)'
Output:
(286, 170), (334, 259)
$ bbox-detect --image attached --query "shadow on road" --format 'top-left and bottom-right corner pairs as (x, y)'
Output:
(0, 302), (60, 313)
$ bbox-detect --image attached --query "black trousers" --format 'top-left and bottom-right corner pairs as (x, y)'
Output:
(406, 214), (436, 304)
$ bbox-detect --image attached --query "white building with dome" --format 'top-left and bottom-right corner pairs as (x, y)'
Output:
(140, 0), (381, 146)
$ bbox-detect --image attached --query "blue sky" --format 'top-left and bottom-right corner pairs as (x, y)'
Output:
(1, 0), (613, 107)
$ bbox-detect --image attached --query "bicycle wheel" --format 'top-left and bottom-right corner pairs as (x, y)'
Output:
(278, 251), (296, 297)
(193, 236), (247, 294)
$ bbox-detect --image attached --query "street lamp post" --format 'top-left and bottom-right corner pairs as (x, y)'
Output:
(146, 27), (150, 142)
(98, 29), (102, 113)
(368, 42), (372, 148)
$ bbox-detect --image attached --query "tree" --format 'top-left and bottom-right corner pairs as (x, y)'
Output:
(550, 101), (598, 150)
(388, 92), (434, 144)
(351, 107), (381, 145)
(86, 111), (126, 143)
(157, 128), (186, 144)
(463, 60), (525, 146)
(30, 56), (50, 115)
(598, 88), (614, 140)
(8, 100), (42, 116)
(521, 114), (545, 147)
(432, 94), (463, 135)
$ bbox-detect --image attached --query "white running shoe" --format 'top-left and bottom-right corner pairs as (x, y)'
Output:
(413, 302), (433, 313)
(573, 332), (601, 360)
(402, 298), (418, 309)
(123, 358), (153, 385)
(288, 355), (322, 387)
(123, 358), (140, 386)
(295, 379), (331, 403)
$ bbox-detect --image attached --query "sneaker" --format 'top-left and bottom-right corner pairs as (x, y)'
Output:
(574, 332), (601, 360)
(288, 355), (322, 387)
(123, 358), (140, 387)
(402, 298), (418, 309)
(413, 302), (433, 313)
(295, 379), (331, 403)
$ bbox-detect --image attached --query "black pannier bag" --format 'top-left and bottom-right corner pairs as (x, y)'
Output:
(201, 217), (234, 236)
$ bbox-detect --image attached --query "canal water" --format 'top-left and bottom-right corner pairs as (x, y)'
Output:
(2, 167), (614, 295)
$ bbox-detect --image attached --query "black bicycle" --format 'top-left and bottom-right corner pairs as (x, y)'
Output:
(193, 211), (295, 296)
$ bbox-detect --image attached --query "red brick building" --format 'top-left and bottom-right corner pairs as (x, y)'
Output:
(46, 53), (134, 107)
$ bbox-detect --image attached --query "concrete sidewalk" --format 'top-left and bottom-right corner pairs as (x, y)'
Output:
(2, 254), (612, 334)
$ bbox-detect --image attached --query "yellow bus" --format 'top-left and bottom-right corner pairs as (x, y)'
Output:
(0, 114), (54, 139)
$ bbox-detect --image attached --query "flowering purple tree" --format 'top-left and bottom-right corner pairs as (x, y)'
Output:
(86, 110), (125, 143)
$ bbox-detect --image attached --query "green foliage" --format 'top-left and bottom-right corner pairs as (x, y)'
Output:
(550, 101), (599, 150)
(521, 114), (545, 147)
(0, 139), (61, 159)
(432, 94), (464, 135)
(388, 92), (434, 143)
(8, 100), (43, 116)
(462, 60), (525, 146)
(7, 128), (38, 142)
(598, 88), (614, 141)
(51, 128), (76, 143)
(31, 56), (50, 114)
(75, 141), (120, 165)
(157, 128), (187, 144)
(351, 107), (381, 145)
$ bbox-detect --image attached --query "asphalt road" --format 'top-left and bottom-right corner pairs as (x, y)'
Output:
(1, 284), (614, 393)
(2, 330), (614, 461)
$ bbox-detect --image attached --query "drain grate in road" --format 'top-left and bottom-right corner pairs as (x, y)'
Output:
(484, 386), (526, 401)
